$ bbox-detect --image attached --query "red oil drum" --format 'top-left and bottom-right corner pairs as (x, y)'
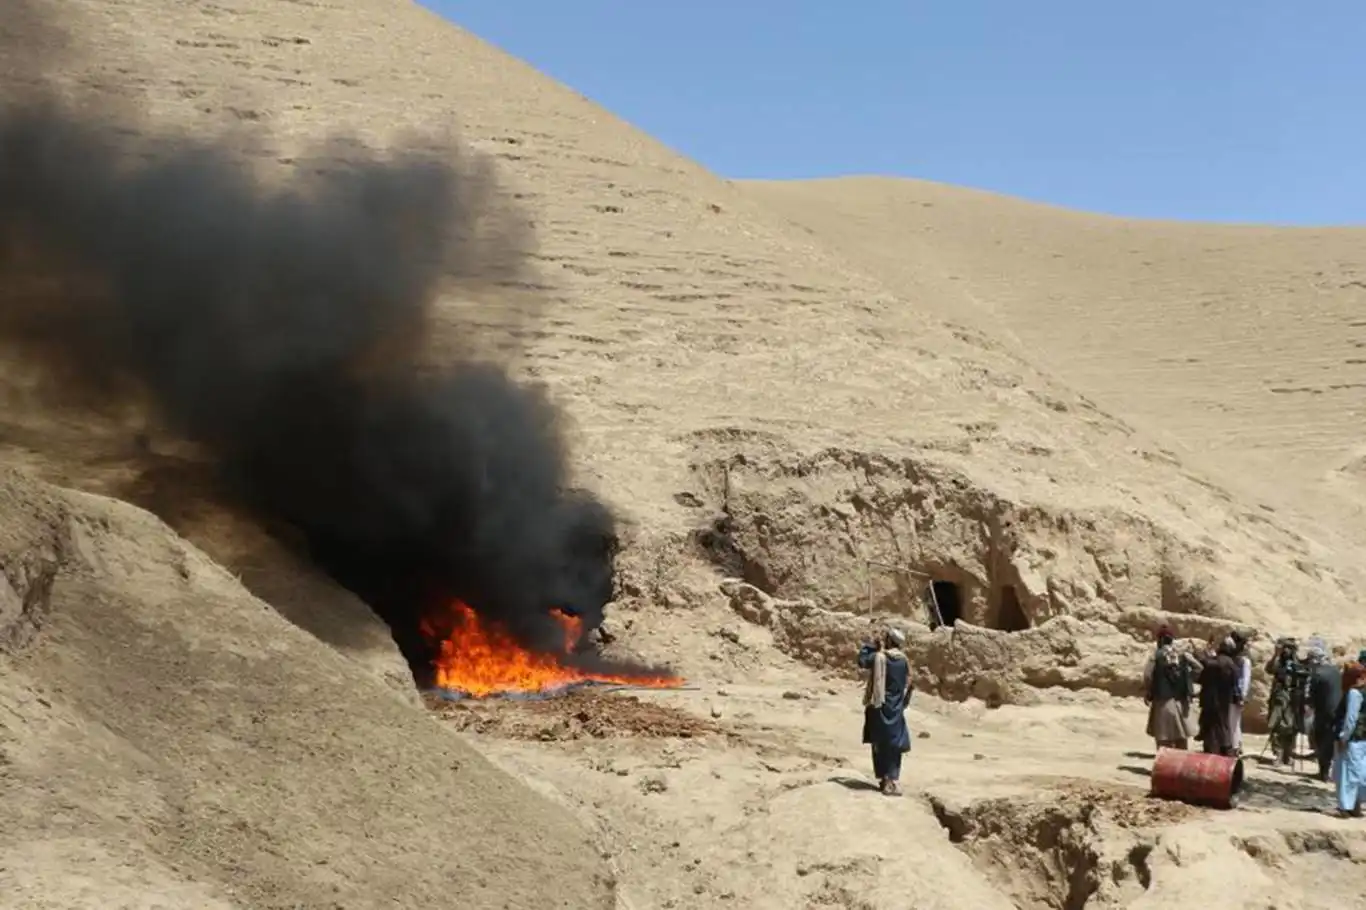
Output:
(1150, 748), (1245, 809)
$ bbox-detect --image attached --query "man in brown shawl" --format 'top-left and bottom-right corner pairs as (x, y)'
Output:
(1197, 637), (1240, 756)
(1143, 625), (1193, 750)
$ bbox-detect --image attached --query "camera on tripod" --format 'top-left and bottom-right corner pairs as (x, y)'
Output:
(1282, 657), (1311, 684)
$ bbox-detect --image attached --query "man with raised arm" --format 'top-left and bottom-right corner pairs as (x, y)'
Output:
(858, 628), (913, 796)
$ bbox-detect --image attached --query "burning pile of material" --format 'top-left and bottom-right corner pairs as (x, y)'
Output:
(421, 601), (680, 699)
(0, 41), (679, 693)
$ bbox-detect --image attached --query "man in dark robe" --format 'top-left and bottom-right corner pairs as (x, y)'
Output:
(1197, 638), (1239, 756)
(1307, 646), (1343, 781)
(857, 628), (912, 796)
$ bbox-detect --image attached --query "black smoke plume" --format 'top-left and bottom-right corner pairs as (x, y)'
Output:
(0, 48), (632, 685)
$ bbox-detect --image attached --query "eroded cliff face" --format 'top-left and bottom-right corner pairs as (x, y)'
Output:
(609, 439), (1363, 725)
(690, 446), (1239, 627)
(716, 578), (1273, 715)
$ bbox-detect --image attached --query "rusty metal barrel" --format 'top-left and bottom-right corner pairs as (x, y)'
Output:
(1150, 748), (1245, 809)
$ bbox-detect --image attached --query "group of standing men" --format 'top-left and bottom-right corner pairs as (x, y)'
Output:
(1143, 627), (1366, 818)
(1142, 626), (1250, 755)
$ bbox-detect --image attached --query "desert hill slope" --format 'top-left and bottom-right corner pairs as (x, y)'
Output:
(2, 2), (1366, 905)
(0, 468), (614, 909)
(742, 176), (1366, 566)
(3, 2), (1363, 680)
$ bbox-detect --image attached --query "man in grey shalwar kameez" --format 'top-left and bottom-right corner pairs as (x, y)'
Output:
(858, 628), (912, 796)
(1143, 625), (1193, 750)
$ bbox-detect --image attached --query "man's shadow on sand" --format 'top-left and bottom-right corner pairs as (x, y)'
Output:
(829, 775), (882, 792)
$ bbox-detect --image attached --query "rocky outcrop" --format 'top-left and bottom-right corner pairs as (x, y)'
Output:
(689, 447), (1265, 630)
(718, 577), (1366, 733)
(668, 440), (1360, 722)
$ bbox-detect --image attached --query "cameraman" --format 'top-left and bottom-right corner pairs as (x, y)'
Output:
(1264, 637), (1308, 765)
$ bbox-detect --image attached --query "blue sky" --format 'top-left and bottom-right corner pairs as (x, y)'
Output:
(425, 1), (1365, 225)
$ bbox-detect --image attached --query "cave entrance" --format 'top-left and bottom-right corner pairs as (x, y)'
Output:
(304, 532), (448, 687)
(929, 580), (961, 629)
(994, 584), (1030, 632)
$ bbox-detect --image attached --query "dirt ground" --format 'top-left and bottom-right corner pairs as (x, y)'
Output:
(440, 657), (1366, 910)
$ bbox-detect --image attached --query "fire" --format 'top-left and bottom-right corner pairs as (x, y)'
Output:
(419, 600), (681, 697)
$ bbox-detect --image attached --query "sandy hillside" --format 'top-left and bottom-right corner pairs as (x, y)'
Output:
(5, 0), (1362, 646)
(742, 177), (1366, 563)
(0, 469), (615, 910)
(2, 1), (1365, 909)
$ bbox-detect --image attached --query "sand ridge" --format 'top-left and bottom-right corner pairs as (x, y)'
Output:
(742, 176), (1366, 563)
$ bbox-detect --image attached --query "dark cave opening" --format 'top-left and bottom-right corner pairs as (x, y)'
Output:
(994, 584), (1031, 633)
(693, 514), (774, 593)
(929, 580), (962, 629)
(305, 533), (449, 688)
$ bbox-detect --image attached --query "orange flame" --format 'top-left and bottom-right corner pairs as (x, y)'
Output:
(419, 600), (681, 697)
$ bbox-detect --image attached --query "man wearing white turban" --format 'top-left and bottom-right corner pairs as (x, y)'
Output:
(858, 627), (913, 795)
